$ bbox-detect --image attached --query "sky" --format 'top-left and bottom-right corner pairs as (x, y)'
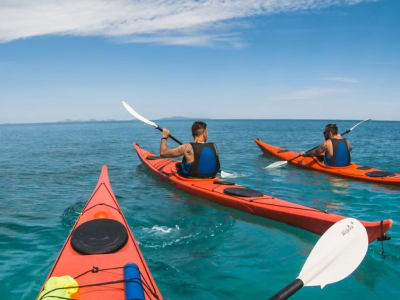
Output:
(0, 0), (399, 123)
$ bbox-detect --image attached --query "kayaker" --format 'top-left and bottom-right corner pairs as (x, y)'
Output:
(304, 124), (352, 167)
(160, 121), (220, 178)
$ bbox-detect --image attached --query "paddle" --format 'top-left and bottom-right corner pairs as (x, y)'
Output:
(122, 101), (183, 145)
(122, 101), (234, 178)
(268, 217), (368, 300)
(265, 119), (371, 169)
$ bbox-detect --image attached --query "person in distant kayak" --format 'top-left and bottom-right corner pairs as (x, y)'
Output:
(305, 124), (352, 167)
(160, 121), (220, 178)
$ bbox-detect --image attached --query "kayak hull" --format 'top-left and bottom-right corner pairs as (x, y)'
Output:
(38, 166), (162, 300)
(255, 138), (400, 186)
(134, 143), (392, 244)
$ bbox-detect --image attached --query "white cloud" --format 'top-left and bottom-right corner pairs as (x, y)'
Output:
(121, 31), (245, 48)
(325, 76), (360, 83)
(278, 87), (349, 100)
(0, 0), (376, 46)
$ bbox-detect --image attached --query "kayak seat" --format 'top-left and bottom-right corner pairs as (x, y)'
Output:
(358, 166), (372, 170)
(223, 187), (263, 197)
(176, 163), (217, 179)
(146, 155), (163, 160)
(365, 171), (395, 178)
(214, 180), (235, 185)
(278, 149), (289, 153)
(71, 219), (128, 255)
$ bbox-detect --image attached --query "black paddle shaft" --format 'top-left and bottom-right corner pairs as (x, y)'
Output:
(155, 126), (183, 145)
(268, 278), (304, 300)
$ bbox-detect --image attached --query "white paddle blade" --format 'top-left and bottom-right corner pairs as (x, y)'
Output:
(299, 218), (368, 288)
(349, 119), (371, 132)
(264, 160), (288, 169)
(220, 170), (235, 178)
(122, 101), (158, 128)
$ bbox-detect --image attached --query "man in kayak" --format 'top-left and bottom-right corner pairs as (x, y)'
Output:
(160, 121), (221, 178)
(305, 124), (352, 167)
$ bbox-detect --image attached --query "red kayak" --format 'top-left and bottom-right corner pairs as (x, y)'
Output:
(134, 143), (392, 244)
(255, 138), (400, 186)
(38, 166), (162, 300)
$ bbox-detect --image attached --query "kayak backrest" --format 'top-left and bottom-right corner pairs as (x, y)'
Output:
(214, 180), (236, 185)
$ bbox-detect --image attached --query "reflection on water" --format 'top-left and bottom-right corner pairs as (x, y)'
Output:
(329, 178), (350, 194)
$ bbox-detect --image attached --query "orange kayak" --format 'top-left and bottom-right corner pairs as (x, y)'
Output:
(255, 138), (400, 186)
(38, 166), (162, 300)
(134, 143), (392, 244)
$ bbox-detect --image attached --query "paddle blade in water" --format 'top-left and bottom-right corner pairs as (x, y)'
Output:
(265, 161), (288, 169)
(220, 170), (245, 179)
(220, 170), (233, 178)
(299, 218), (368, 288)
(122, 101), (158, 128)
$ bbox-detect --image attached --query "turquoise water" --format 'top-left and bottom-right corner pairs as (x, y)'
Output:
(0, 120), (399, 300)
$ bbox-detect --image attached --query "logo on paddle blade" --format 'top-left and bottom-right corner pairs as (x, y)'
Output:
(341, 221), (354, 236)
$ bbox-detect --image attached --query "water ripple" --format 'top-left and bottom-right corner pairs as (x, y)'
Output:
(1, 120), (399, 300)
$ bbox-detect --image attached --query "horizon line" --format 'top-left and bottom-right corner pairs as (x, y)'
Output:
(2, 117), (399, 126)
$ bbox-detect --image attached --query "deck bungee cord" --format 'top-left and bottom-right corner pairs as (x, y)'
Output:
(39, 265), (160, 300)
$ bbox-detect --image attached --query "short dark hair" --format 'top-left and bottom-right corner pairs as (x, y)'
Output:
(325, 124), (338, 135)
(192, 121), (207, 137)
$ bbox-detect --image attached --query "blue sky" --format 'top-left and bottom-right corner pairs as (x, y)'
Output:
(0, 0), (399, 123)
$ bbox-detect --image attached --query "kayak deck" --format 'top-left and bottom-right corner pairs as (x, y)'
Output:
(38, 166), (162, 300)
(255, 138), (400, 186)
(134, 143), (392, 244)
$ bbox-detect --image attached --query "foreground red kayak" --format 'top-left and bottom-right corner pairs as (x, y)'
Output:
(38, 166), (162, 300)
(255, 138), (400, 186)
(134, 143), (392, 244)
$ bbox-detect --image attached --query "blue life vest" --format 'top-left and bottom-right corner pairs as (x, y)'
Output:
(324, 138), (351, 167)
(181, 143), (220, 178)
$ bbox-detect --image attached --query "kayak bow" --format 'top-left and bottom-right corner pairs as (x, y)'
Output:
(38, 166), (162, 300)
(134, 143), (392, 243)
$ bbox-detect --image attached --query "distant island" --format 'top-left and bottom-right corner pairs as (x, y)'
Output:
(60, 119), (117, 123)
(157, 116), (211, 121)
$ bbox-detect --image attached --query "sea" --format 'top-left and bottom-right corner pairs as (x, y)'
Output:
(0, 119), (399, 300)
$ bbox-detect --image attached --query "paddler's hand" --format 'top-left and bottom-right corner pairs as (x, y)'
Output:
(301, 151), (312, 157)
(162, 128), (170, 139)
